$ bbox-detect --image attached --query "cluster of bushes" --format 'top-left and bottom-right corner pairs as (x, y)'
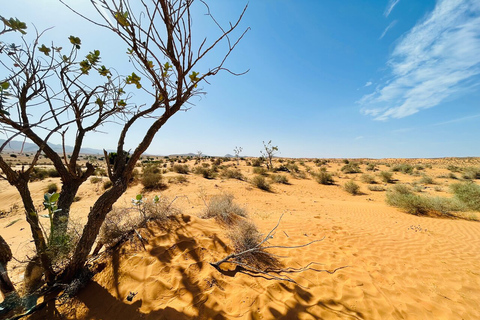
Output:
(344, 180), (360, 195)
(391, 164), (414, 174)
(29, 167), (59, 181)
(171, 164), (189, 174)
(341, 162), (362, 174)
(312, 168), (334, 185)
(141, 164), (167, 190)
(220, 168), (244, 180)
(193, 164), (218, 179)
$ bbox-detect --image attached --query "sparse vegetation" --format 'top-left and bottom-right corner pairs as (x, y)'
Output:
(251, 175), (271, 191)
(391, 164), (414, 174)
(220, 168), (245, 180)
(313, 169), (334, 185)
(202, 194), (247, 225)
(360, 174), (376, 184)
(419, 174), (435, 184)
(141, 164), (167, 190)
(379, 171), (394, 183)
(451, 182), (480, 211)
(368, 185), (385, 192)
(171, 164), (189, 174)
(270, 174), (289, 184)
(341, 162), (362, 174)
(46, 183), (58, 194)
(344, 180), (360, 195)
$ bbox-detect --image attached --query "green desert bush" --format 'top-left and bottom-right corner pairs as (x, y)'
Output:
(251, 175), (271, 191)
(220, 168), (244, 180)
(313, 169), (334, 185)
(386, 186), (463, 217)
(252, 167), (268, 176)
(270, 174), (289, 184)
(193, 166), (217, 179)
(368, 185), (385, 192)
(419, 174), (435, 185)
(360, 174), (376, 184)
(391, 164), (414, 174)
(46, 183), (58, 194)
(344, 180), (360, 195)
(379, 171), (394, 183)
(462, 167), (480, 180)
(168, 175), (188, 184)
(90, 176), (102, 184)
(202, 194), (247, 225)
(366, 163), (377, 171)
(341, 162), (361, 174)
(171, 164), (189, 174)
(450, 182), (480, 211)
(141, 164), (167, 190)
(447, 165), (461, 173)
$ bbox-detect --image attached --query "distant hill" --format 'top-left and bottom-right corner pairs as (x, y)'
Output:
(0, 139), (107, 155)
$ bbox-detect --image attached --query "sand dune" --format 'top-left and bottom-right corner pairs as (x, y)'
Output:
(1, 158), (479, 319)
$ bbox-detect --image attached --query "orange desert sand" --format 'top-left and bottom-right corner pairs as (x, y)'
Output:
(1, 157), (479, 319)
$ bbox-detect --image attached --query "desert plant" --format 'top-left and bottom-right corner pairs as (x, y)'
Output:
(193, 166), (217, 179)
(90, 176), (102, 184)
(419, 175), (435, 184)
(341, 162), (361, 174)
(270, 174), (289, 184)
(379, 171), (394, 183)
(344, 180), (360, 195)
(261, 140), (278, 170)
(368, 185), (385, 192)
(462, 167), (480, 180)
(202, 194), (247, 225)
(391, 164), (414, 174)
(141, 164), (166, 190)
(220, 168), (244, 180)
(252, 166), (268, 176)
(46, 183), (58, 194)
(313, 169), (334, 185)
(360, 174), (376, 184)
(168, 175), (188, 184)
(366, 163), (377, 171)
(451, 182), (480, 211)
(251, 175), (271, 191)
(171, 164), (189, 174)
(103, 180), (113, 190)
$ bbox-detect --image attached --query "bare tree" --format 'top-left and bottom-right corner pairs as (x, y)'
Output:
(233, 146), (242, 165)
(261, 140), (278, 170)
(0, 0), (248, 286)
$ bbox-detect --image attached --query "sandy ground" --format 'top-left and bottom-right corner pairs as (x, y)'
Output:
(1, 158), (479, 319)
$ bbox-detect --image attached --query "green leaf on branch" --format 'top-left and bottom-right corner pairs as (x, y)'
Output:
(86, 50), (100, 65)
(68, 35), (81, 49)
(98, 65), (111, 77)
(126, 72), (142, 89)
(79, 60), (91, 74)
(189, 71), (200, 88)
(0, 82), (9, 90)
(95, 98), (104, 107)
(38, 44), (51, 56)
(2, 17), (27, 34)
(115, 11), (130, 27)
(117, 100), (127, 107)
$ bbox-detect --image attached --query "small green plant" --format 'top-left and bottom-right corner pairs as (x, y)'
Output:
(450, 182), (480, 211)
(462, 167), (480, 180)
(193, 166), (217, 179)
(419, 175), (435, 185)
(368, 185), (385, 192)
(391, 164), (414, 174)
(366, 163), (377, 171)
(252, 166), (268, 176)
(168, 175), (188, 184)
(341, 162), (361, 174)
(171, 164), (189, 174)
(379, 171), (394, 183)
(46, 183), (58, 194)
(90, 176), (102, 184)
(313, 169), (334, 185)
(142, 164), (167, 189)
(251, 175), (271, 191)
(220, 168), (244, 180)
(360, 174), (376, 184)
(270, 174), (289, 184)
(344, 180), (360, 195)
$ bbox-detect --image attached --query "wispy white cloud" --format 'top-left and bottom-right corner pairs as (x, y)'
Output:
(360, 0), (480, 120)
(384, 0), (401, 17)
(365, 81), (373, 87)
(433, 113), (480, 126)
(380, 20), (398, 39)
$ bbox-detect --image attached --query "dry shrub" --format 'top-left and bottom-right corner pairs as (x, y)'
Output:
(142, 164), (167, 190)
(220, 168), (245, 180)
(251, 175), (271, 191)
(168, 175), (188, 184)
(360, 174), (376, 184)
(379, 171), (394, 183)
(270, 174), (289, 184)
(451, 182), (480, 211)
(202, 194), (247, 225)
(227, 220), (280, 269)
(313, 169), (334, 185)
(90, 176), (102, 184)
(344, 180), (360, 195)
(171, 164), (189, 174)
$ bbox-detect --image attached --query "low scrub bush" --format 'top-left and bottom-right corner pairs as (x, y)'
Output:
(419, 175), (435, 185)
(252, 167), (268, 176)
(451, 182), (480, 211)
(270, 174), (289, 184)
(46, 183), (58, 194)
(313, 169), (334, 185)
(251, 175), (271, 191)
(202, 194), (247, 225)
(90, 176), (102, 184)
(141, 164), (167, 190)
(366, 163), (377, 171)
(168, 175), (188, 184)
(360, 174), (376, 184)
(220, 168), (244, 180)
(379, 171), (394, 183)
(193, 166), (217, 179)
(171, 164), (189, 174)
(368, 185), (385, 192)
(341, 162), (361, 174)
(391, 164), (414, 174)
(462, 167), (480, 180)
(344, 180), (360, 195)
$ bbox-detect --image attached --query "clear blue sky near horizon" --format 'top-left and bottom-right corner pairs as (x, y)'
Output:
(2, 0), (480, 158)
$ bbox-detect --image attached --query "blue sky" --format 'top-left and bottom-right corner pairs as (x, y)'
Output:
(2, 0), (480, 158)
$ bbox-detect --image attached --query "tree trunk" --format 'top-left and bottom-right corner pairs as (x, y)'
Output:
(52, 179), (83, 238)
(62, 177), (128, 281)
(0, 236), (16, 298)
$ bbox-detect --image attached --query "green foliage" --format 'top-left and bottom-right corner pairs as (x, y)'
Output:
(419, 174), (435, 185)
(252, 166), (268, 176)
(68, 35), (82, 49)
(141, 164), (166, 190)
(391, 164), (414, 174)
(90, 176), (102, 184)
(193, 165), (217, 179)
(251, 175), (270, 191)
(220, 168), (244, 180)
(344, 180), (360, 195)
(378, 171), (394, 183)
(451, 182), (480, 211)
(270, 174), (289, 184)
(46, 183), (58, 194)
(360, 174), (376, 184)
(114, 11), (130, 27)
(341, 162), (362, 174)
(366, 163), (377, 171)
(462, 167), (480, 180)
(171, 164), (189, 174)
(368, 185), (385, 192)
(1, 16), (27, 34)
(38, 44), (51, 56)
(126, 72), (142, 89)
(313, 169), (334, 185)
